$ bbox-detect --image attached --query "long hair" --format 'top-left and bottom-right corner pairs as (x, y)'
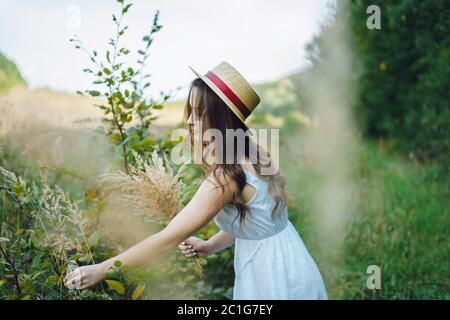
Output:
(184, 78), (288, 225)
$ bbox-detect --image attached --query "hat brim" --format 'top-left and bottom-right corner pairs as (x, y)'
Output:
(189, 65), (250, 131)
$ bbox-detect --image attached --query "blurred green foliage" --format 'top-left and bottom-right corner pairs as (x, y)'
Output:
(350, 0), (450, 170)
(282, 138), (449, 299)
(0, 52), (26, 92)
(0, 0), (205, 300)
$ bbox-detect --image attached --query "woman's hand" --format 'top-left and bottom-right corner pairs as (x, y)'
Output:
(178, 236), (211, 258)
(63, 263), (108, 290)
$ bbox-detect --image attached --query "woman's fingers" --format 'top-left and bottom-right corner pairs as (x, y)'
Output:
(65, 275), (81, 290)
(185, 252), (196, 258)
(64, 268), (84, 289)
(80, 282), (91, 290)
(183, 248), (196, 257)
(64, 268), (80, 284)
(179, 238), (200, 258)
(181, 248), (195, 255)
(178, 243), (193, 251)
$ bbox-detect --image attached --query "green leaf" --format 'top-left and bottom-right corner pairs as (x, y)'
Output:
(31, 254), (42, 269)
(109, 133), (122, 144)
(12, 182), (25, 196)
(105, 280), (125, 295)
(105, 270), (121, 281)
(88, 90), (101, 97)
(79, 255), (93, 263)
(119, 48), (130, 55)
(142, 138), (156, 146)
(132, 283), (145, 300)
(106, 51), (111, 64)
(121, 70), (127, 82)
(47, 275), (59, 284)
(103, 68), (111, 75)
(114, 260), (122, 268)
(122, 4), (132, 13)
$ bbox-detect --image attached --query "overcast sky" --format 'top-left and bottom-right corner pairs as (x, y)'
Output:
(0, 0), (332, 99)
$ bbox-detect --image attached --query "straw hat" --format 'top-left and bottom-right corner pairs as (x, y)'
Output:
(189, 61), (261, 125)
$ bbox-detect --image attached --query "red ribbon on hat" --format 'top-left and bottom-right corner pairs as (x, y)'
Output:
(205, 71), (251, 118)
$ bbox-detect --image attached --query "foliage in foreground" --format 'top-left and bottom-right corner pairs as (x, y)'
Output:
(0, 0), (218, 300)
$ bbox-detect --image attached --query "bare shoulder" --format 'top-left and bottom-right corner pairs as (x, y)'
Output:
(205, 169), (237, 194)
(205, 169), (237, 199)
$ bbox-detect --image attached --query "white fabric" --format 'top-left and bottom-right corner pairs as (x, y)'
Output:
(214, 170), (328, 300)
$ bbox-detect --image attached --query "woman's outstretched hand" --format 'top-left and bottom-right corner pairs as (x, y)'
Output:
(63, 263), (107, 290)
(178, 236), (211, 258)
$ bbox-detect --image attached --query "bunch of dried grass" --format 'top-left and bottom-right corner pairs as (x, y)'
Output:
(98, 150), (204, 279)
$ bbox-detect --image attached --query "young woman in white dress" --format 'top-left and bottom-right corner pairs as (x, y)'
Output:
(64, 62), (328, 300)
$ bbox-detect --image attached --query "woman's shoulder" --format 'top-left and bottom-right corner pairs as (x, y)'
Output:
(205, 168), (236, 190)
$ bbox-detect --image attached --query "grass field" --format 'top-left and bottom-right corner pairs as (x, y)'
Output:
(0, 84), (448, 299)
(289, 140), (449, 299)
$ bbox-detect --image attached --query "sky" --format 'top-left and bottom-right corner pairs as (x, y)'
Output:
(0, 0), (332, 99)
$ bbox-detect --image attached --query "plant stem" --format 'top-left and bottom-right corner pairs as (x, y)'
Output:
(0, 245), (21, 295)
(108, 2), (130, 175)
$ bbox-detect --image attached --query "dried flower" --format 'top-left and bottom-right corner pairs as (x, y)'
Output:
(98, 150), (203, 278)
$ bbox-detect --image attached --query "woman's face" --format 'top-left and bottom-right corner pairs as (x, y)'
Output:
(187, 87), (200, 131)
(186, 87), (207, 146)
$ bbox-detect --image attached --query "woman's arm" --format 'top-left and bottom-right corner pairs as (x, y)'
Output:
(179, 230), (235, 258)
(206, 230), (235, 255)
(64, 171), (236, 289)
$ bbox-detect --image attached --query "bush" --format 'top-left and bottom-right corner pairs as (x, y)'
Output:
(0, 52), (26, 92)
(349, 0), (450, 169)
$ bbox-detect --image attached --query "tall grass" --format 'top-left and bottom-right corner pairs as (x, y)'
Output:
(283, 138), (449, 299)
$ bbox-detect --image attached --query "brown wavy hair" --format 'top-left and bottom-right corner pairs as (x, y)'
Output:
(184, 78), (288, 225)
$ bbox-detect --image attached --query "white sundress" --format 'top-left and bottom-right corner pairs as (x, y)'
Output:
(214, 170), (328, 300)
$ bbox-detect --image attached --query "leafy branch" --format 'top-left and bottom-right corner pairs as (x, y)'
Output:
(70, 0), (166, 174)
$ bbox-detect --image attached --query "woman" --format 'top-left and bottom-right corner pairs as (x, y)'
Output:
(64, 61), (328, 299)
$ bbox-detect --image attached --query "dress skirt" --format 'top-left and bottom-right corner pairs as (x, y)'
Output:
(232, 220), (328, 300)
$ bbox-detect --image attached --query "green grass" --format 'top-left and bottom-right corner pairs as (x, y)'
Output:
(283, 138), (449, 299)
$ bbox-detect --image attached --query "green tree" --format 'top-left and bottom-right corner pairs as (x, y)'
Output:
(350, 0), (450, 169)
(0, 52), (26, 92)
